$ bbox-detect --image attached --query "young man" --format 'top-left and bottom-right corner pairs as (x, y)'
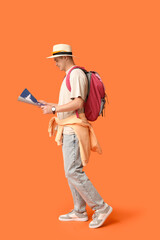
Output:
(40, 44), (112, 228)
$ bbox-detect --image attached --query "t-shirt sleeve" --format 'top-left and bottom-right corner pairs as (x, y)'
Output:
(70, 69), (88, 101)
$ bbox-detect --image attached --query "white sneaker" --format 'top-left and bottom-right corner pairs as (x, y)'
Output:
(89, 203), (113, 228)
(59, 209), (88, 221)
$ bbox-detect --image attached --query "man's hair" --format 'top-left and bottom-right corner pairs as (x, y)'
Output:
(61, 56), (74, 62)
(66, 56), (73, 61)
(58, 56), (74, 62)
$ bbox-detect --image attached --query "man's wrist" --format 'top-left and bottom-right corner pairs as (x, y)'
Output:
(51, 106), (56, 114)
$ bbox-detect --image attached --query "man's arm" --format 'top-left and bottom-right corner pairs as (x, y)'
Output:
(40, 97), (84, 114)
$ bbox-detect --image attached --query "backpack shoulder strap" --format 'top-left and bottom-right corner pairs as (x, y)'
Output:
(66, 66), (86, 91)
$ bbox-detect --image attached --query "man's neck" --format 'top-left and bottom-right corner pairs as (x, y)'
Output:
(65, 63), (75, 72)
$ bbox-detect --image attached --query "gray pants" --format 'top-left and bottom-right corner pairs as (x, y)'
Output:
(62, 133), (105, 213)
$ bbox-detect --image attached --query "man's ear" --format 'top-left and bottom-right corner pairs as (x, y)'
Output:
(65, 56), (69, 61)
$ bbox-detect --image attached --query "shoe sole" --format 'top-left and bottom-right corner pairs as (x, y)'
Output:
(89, 206), (113, 229)
(59, 217), (88, 222)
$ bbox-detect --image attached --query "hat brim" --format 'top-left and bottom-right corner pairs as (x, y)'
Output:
(46, 54), (75, 59)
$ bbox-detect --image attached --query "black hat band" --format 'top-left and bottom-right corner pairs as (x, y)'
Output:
(52, 51), (72, 56)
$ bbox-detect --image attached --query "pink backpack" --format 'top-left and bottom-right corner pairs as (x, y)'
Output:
(66, 66), (108, 121)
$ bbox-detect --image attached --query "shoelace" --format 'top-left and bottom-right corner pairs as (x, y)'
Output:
(92, 206), (106, 220)
(92, 211), (99, 220)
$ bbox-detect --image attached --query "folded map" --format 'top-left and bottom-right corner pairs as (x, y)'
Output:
(18, 88), (44, 106)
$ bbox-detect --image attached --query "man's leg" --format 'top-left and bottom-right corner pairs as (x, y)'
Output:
(67, 180), (86, 213)
(62, 133), (105, 211)
(62, 134), (86, 213)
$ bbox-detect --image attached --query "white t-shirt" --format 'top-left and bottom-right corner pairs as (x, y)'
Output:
(57, 66), (88, 134)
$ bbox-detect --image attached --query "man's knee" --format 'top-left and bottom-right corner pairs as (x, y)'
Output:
(65, 170), (75, 179)
(65, 169), (80, 180)
(65, 168), (86, 183)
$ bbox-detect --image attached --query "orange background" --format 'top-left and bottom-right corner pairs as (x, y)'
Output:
(0, 0), (160, 239)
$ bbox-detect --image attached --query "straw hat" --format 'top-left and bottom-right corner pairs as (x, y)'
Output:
(47, 44), (74, 58)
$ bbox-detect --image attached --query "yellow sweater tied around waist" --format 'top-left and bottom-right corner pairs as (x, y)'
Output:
(48, 113), (102, 166)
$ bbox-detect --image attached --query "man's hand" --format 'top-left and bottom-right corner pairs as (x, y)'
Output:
(38, 100), (58, 114)
(40, 103), (58, 114)
(41, 105), (53, 114)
